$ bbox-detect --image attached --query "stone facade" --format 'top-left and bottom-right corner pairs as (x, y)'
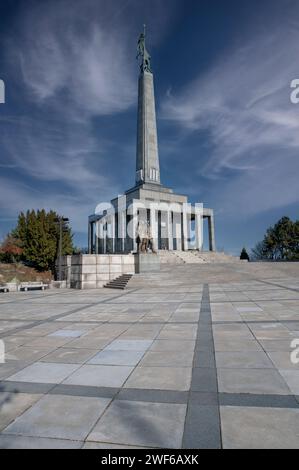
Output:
(60, 254), (135, 290)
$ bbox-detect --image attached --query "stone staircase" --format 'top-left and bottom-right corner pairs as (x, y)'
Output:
(158, 250), (243, 264)
(158, 251), (186, 264)
(104, 274), (133, 290)
(175, 251), (206, 264)
(192, 251), (245, 263)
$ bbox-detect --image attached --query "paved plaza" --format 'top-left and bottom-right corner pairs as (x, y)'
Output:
(0, 262), (299, 449)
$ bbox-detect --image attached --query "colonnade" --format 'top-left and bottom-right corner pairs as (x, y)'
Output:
(88, 204), (215, 254)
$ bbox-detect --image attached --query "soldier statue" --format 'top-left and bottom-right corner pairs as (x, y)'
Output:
(136, 25), (152, 73)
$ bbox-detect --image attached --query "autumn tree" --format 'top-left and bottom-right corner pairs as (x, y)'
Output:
(0, 235), (23, 263)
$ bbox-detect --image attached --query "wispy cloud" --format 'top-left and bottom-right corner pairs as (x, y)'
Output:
(0, 0), (178, 240)
(1, 0), (138, 230)
(161, 9), (299, 215)
(10, 0), (136, 117)
(0, 175), (98, 235)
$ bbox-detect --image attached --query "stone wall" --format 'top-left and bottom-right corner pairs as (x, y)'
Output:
(60, 254), (135, 289)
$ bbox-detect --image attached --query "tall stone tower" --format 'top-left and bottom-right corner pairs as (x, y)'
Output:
(135, 27), (161, 186)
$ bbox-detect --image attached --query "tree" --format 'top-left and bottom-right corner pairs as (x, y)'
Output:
(251, 241), (268, 261)
(0, 235), (23, 263)
(252, 217), (299, 261)
(11, 210), (74, 272)
(240, 247), (250, 261)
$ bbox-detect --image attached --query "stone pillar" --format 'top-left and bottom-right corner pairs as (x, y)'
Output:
(150, 207), (158, 251)
(132, 204), (138, 252)
(95, 221), (99, 254)
(208, 214), (216, 252)
(88, 222), (91, 254)
(182, 204), (189, 251)
(90, 222), (95, 254)
(195, 206), (203, 251)
(120, 211), (126, 253)
(173, 211), (182, 250)
(103, 220), (107, 254)
(111, 213), (116, 253)
(167, 211), (173, 251)
(97, 220), (104, 254)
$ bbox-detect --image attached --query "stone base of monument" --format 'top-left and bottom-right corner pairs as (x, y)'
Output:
(58, 254), (135, 289)
(134, 253), (160, 273)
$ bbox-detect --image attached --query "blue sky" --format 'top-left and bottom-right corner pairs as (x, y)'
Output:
(0, 0), (298, 254)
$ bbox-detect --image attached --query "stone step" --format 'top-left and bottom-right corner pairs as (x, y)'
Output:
(158, 250), (243, 264)
(104, 274), (133, 290)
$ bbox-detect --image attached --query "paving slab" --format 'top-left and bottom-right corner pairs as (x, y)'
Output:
(0, 435), (82, 449)
(64, 337), (111, 350)
(5, 362), (80, 384)
(216, 351), (274, 369)
(259, 339), (296, 351)
(191, 368), (218, 393)
(267, 351), (299, 370)
(140, 350), (193, 367)
(279, 370), (299, 395)
(82, 442), (149, 449)
(183, 404), (221, 449)
(0, 392), (42, 432)
(221, 406), (299, 449)
(218, 368), (291, 395)
(3, 394), (110, 441)
(26, 337), (74, 349)
(149, 339), (196, 353)
(105, 340), (153, 351)
(214, 339), (263, 352)
(88, 350), (145, 366)
(158, 325), (197, 340)
(87, 400), (186, 448)
(63, 364), (134, 388)
(40, 348), (98, 364)
(125, 365), (192, 391)
(49, 330), (85, 338)
(6, 346), (54, 362)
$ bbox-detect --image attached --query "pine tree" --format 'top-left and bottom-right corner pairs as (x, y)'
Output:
(12, 210), (74, 272)
(240, 247), (250, 261)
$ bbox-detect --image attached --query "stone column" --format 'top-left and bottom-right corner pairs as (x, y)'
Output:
(103, 220), (107, 254)
(132, 204), (138, 252)
(167, 210), (173, 251)
(208, 214), (216, 252)
(97, 220), (104, 253)
(150, 207), (158, 251)
(91, 222), (95, 254)
(95, 221), (99, 254)
(88, 222), (92, 254)
(173, 211), (182, 250)
(120, 211), (126, 253)
(182, 204), (189, 251)
(195, 207), (203, 251)
(111, 213), (116, 253)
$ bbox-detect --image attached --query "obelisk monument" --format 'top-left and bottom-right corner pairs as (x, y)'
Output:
(135, 26), (161, 186)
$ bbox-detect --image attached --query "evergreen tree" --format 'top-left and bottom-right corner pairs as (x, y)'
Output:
(12, 210), (74, 272)
(240, 247), (250, 261)
(252, 217), (299, 261)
